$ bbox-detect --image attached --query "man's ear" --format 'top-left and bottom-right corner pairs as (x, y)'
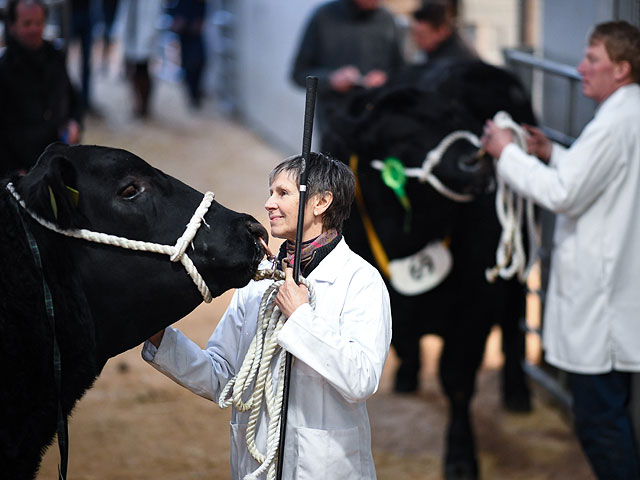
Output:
(614, 60), (632, 83)
(16, 143), (83, 229)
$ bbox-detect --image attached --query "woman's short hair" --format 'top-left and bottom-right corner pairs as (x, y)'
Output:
(589, 21), (640, 83)
(269, 152), (355, 232)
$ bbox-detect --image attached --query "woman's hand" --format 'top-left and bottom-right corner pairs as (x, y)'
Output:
(148, 329), (165, 348)
(276, 266), (309, 318)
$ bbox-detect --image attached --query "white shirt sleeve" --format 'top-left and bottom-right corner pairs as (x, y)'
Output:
(498, 119), (624, 217)
(141, 288), (248, 402)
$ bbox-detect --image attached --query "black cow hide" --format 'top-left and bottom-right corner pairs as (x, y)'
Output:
(0, 143), (267, 479)
(325, 60), (537, 480)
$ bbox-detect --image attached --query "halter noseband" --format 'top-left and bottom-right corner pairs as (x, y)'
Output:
(7, 182), (215, 303)
(371, 130), (481, 203)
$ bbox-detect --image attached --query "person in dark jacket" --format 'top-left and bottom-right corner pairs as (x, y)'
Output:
(167, 0), (207, 109)
(290, 0), (405, 152)
(0, 0), (83, 177)
(398, 0), (476, 86)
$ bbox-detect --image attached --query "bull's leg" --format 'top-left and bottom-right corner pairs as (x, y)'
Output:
(500, 281), (532, 412)
(439, 321), (492, 480)
(392, 335), (421, 393)
(390, 295), (423, 393)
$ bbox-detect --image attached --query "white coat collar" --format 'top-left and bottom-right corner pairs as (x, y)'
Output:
(596, 83), (640, 117)
(306, 237), (349, 284)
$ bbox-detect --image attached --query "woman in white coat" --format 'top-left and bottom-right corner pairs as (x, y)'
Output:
(143, 152), (392, 479)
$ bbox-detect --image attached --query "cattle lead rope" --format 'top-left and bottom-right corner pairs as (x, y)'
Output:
(6, 182), (215, 302)
(485, 111), (538, 283)
(218, 269), (316, 480)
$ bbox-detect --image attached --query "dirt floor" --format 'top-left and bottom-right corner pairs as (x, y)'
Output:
(37, 54), (595, 479)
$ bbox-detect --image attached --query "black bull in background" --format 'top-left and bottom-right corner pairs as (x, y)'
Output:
(324, 60), (538, 479)
(0, 144), (268, 479)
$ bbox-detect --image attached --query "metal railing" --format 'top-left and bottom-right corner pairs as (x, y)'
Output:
(503, 47), (582, 147)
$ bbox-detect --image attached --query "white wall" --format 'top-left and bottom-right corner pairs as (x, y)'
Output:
(234, 0), (325, 156)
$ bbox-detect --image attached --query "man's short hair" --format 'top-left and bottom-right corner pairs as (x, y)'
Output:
(412, 0), (457, 28)
(6, 0), (47, 25)
(269, 152), (355, 232)
(590, 21), (640, 84)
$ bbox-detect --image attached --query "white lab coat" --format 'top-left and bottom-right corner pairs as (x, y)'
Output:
(142, 239), (392, 479)
(497, 83), (640, 374)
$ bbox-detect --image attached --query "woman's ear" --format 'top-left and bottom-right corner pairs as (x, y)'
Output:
(313, 191), (334, 216)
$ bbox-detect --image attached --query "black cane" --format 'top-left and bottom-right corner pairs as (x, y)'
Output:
(275, 75), (318, 479)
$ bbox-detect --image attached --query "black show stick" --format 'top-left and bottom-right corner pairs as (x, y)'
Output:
(275, 75), (317, 479)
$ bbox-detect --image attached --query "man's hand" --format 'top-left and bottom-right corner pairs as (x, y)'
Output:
(362, 69), (388, 88)
(329, 65), (362, 92)
(65, 120), (82, 144)
(523, 124), (552, 163)
(275, 266), (309, 318)
(481, 119), (514, 159)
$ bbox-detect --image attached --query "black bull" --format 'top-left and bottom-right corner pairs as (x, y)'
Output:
(0, 143), (267, 479)
(324, 61), (537, 479)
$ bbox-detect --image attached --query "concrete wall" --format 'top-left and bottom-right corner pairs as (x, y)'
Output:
(233, 0), (325, 156)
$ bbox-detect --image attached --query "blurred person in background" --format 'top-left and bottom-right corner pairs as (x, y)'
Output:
(100, 0), (120, 73)
(0, 0), (83, 177)
(399, 0), (476, 85)
(482, 21), (640, 479)
(290, 0), (405, 152)
(167, 0), (207, 109)
(122, 0), (163, 118)
(70, 0), (96, 112)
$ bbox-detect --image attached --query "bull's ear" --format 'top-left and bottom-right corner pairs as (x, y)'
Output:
(17, 144), (82, 229)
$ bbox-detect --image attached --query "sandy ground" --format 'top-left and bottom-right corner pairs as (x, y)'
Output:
(36, 55), (595, 479)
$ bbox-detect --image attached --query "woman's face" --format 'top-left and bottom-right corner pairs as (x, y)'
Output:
(265, 171), (321, 242)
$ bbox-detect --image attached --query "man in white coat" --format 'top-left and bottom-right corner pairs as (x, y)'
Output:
(481, 21), (640, 480)
(143, 152), (392, 479)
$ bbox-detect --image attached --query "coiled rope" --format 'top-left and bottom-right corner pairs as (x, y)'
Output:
(6, 182), (215, 302)
(484, 111), (538, 283)
(219, 268), (316, 480)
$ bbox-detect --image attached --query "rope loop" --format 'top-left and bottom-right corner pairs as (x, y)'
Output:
(220, 268), (316, 480)
(6, 183), (216, 302)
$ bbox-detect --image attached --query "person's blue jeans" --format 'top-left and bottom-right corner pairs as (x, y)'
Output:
(569, 371), (640, 479)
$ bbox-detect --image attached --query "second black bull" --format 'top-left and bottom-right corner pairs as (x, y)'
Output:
(325, 60), (537, 479)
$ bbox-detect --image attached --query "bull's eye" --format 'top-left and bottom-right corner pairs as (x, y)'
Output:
(119, 183), (144, 200)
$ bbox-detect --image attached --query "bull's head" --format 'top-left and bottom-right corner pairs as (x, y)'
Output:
(13, 143), (268, 363)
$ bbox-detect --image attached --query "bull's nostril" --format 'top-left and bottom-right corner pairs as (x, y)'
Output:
(246, 219), (268, 241)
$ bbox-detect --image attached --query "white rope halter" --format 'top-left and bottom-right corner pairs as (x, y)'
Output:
(484, 111), (539, 283)
(218, 269), (316, 480)
(6, 182), (215, 303)
(371, 130), (481, 203)
(368, 113), (539, 285)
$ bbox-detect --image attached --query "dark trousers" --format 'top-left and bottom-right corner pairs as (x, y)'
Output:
(569, 371), (640, 479)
